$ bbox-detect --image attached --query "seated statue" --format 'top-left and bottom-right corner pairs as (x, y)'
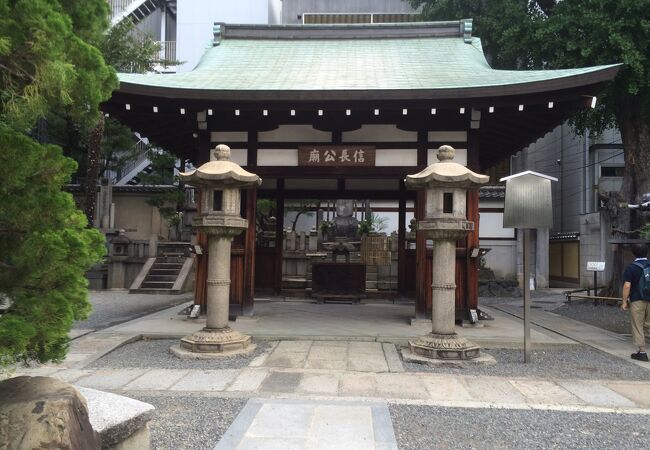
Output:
(331, 200), (359, 239)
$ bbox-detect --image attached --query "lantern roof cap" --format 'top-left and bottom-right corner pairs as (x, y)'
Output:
(179, 144), (261, 187)
(405, 145), (489, 189)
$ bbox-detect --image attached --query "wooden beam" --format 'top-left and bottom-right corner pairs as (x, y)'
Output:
(242, 188), (257, 316)
(466, 129), (481, 318)
(415, 190), (427, 319)
(274, 179), (285, 295)
(398, 181), (407, 295)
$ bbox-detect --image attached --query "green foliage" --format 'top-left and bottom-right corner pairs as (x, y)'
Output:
(358, 212), (388, 235)
(140, 149), (184, 222)
(0, 124), (105, 365)
(101, 18), (176, 73)
(412, 0), (650, 133)
(0, 0), (117, 130)
(0, 0), (114, 365)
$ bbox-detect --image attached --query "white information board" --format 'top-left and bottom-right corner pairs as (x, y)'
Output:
(587, 261), (606, 272)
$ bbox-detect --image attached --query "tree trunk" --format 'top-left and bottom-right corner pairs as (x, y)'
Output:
(84, 115), (104, 227)
(606, 96), (650, 296)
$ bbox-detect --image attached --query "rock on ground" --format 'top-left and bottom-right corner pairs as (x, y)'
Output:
(0, 376), (100, 450)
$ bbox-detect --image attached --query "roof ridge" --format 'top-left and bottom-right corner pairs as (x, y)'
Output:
(214, 20), (471, 42)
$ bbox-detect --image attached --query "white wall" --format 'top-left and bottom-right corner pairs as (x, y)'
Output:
(176, 0), (270, 72)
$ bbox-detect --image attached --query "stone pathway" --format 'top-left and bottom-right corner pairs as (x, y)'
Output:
(215, 399), (397, 450)
(260, 340), (404, 372)
(15, 363), (650, 413)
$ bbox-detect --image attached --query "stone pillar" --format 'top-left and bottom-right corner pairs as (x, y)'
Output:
(206, 235), (232, 329)
(430, 239), (456, 335)
(535, 228), (549, 288)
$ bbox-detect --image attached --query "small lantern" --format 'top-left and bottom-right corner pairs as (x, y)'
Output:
(111, 230), (131, 257)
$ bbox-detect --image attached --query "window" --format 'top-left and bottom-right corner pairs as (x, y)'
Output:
(600, 166), (624, 177)
(443, 193), (453, 213)
(213, 190), (223, 211)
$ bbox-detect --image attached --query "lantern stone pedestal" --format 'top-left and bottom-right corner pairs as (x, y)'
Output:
(401, 145), (495, 366)
(170, 144), (261, 359)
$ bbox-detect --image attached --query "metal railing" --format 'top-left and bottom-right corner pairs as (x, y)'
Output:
(109, 0), (139, 22)
(157, 41), (176, 64)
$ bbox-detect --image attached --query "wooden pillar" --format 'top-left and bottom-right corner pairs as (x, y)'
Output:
(415, 130), (428, 318)
(466, 128), (481, 314)
(242, 187), (257, 316)
(193, 133), (212, 309)
(397, 181), (407, 295)
(415, 190), (427, 319)
(274, 179), (285, 295)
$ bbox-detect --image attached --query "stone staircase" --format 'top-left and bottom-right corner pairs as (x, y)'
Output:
(129, 243), (193, 294)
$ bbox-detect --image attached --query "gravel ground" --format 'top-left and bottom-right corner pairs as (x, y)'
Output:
(89, 338), (270, 370)
(74, 291), (192, 330)
(127, 393), (245, 450)
(402, 345), (650, 380)
(554, 301), (630, 335)
(390, 404), (649, 450)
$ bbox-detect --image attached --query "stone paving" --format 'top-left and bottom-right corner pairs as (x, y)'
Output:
(7, 296), (650, 449)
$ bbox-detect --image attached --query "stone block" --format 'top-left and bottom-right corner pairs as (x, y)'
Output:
(0, 376), (100, 449)
(77, 386), (154, 450)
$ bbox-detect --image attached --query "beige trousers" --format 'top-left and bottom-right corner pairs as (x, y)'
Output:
(630, 300), (650, 348)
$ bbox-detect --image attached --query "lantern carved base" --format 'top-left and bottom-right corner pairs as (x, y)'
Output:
(401, 333), (496, 367)
(171, 327), (255, 359)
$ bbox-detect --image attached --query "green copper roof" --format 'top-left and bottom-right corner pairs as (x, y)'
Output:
(117, 24), (619, 101)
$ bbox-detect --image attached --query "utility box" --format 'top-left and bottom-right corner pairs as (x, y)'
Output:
(500, 171), (557, 229)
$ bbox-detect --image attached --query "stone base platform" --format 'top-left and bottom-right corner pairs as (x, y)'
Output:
(171, 327), (256, 359)
(401, 347), (496, 367)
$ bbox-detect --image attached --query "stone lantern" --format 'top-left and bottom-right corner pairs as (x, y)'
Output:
(172, 144), (261, 357)
(405, 145), (489, 361)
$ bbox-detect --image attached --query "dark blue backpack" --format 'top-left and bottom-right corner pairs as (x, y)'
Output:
(633, 261), (650, 300)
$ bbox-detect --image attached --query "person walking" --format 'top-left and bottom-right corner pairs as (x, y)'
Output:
(621, 243), (650, 361)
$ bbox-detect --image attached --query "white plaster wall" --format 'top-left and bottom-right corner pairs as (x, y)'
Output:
(428, 148), (467, 166)
(428, 131), (467, 142)
(479, 239), (517, 279)
(230, 148), (248, 166)
(258, 125), (332, 142)
(375, 149), (417, 166)
(479, 212), (514, 239)
(211, 131), (248, 142)
(176, 0), (269, 72)
(258, 149), (298, 166)
(343, 125), (416, 142)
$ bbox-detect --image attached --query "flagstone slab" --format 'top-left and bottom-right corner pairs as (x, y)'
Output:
(606, 382), (650, 407)
(510, 380), (584, 405)
(461, 377), (527, 404)
(297, 373), (340, 395)
(124, 369), (189, 390)
(170, 369), (238, 392)
(558, 381), (636, 408)
(75, 369), (147, 390)
(421, 376), (472, 401)
(227, 368), (269, 392)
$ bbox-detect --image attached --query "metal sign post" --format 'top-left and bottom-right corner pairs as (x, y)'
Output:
(586, 261), (605, 297)
(523, 229), (532, 362)
(501, 171), (558, 364)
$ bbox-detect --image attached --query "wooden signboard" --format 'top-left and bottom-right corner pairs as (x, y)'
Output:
(298, 145), (375, 167)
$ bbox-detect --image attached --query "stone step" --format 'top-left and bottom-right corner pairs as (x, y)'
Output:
(145, 275), (177, 282)
(141, 281), (175, 288)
